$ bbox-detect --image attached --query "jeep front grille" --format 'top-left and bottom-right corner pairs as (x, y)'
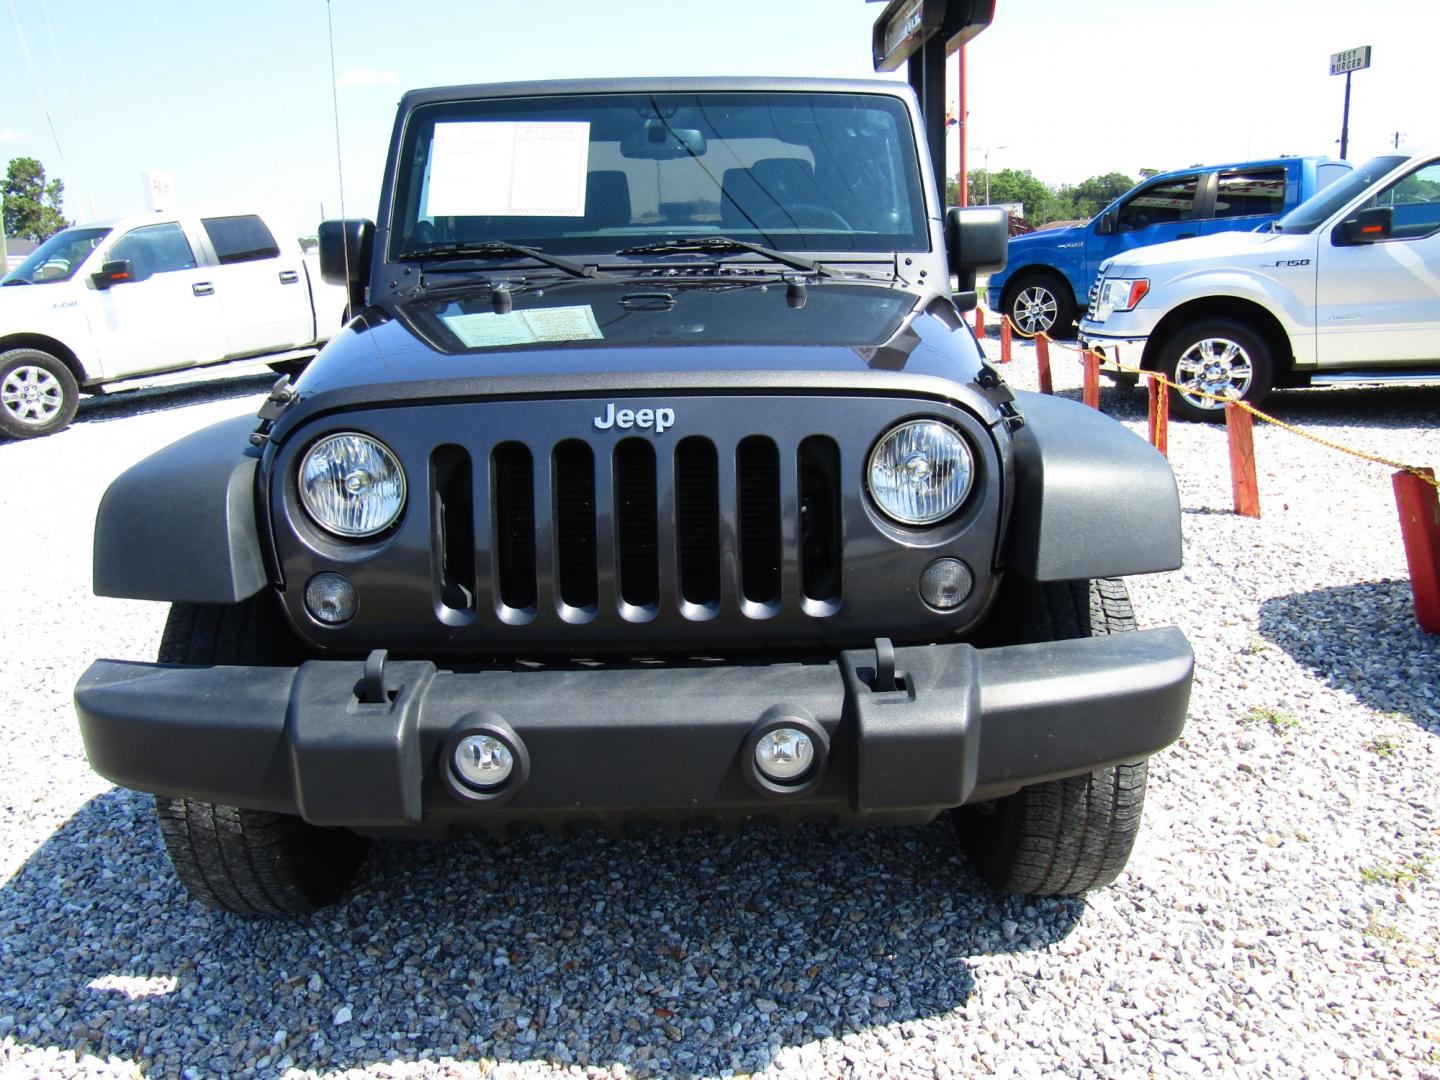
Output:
(454, 434), (843, 625)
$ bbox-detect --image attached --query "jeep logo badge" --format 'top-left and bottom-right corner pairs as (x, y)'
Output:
(593, 403), (675, 434)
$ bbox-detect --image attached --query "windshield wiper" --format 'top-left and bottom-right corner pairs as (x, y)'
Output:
(615, 237), (840, 278)
(399, 241), (603, 280)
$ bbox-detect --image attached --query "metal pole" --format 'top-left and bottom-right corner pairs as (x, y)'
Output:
(1340, 70), (1352, 160)
(957, 44), (968, 206)
(984, 151), (990, 205)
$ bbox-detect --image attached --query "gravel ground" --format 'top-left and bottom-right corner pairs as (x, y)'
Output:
(1, 344), (1438, 1079)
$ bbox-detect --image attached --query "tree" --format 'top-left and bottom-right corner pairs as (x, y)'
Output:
(1067, 172), (1135, 220)
(3, 157), (72, 243)
(968, 167), (1054, 222)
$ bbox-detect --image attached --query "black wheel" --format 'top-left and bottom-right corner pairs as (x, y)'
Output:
(153, 594), (368, 915)
(956, 578), (1149, 896)
(1158, 317), (1274, 423)
(0, 347), (79, 439)
(1004, 271), (1075, 339)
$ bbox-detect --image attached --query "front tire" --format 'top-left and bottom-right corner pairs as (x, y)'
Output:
(956, 578), (1149, 896)
(1004, 271), (1075, 339)
(152, 595), (368, 915)
(1159, 317), (1274, 422)
(0, 347), (79, 439)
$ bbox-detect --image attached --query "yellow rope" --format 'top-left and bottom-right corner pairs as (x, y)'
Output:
(972, 317), (1440, 491)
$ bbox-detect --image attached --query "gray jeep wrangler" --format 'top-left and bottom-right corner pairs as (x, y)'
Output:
(75, 77), (1192, 916)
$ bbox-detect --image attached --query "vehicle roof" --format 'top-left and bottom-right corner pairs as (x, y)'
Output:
(54, 207), (298, 234)
(398, 76), (915, 109)
(1145, 155), (1348, 179)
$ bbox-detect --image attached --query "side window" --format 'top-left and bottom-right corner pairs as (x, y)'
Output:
(202, 215), (281, 264)
(1117, 175), (1199, 231)
(108, 223), (197, 281)
(1213, 168), (1288, 219)
(1366, 161), (1440, 240)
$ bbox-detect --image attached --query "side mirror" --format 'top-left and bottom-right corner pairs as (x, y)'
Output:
(1332, 205), (1392, 245)
(1095, 209), (1118, 236)
(945, 206), (1008, 302)
(92, 260), (134, 289)
(319, 219), (375, 311)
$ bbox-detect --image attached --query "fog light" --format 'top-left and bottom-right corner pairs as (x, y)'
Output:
(304, 572), (357, 624)
(919, 558), (973, 610)
(453, 734), (514, 790)
(755, 727), (814, 783)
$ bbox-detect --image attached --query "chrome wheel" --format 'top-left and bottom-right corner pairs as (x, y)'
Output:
(1012, 285), (1059, 335)
(1, 365), (64, 427)
(1173, 338), (1253, 411)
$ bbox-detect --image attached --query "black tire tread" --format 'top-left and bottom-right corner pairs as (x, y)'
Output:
(153, 595), (365, 916)
(958, 578), (1149, 896)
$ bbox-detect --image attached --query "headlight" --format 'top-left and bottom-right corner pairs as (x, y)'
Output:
(299, 432), (407, 538)
(867, 420), (973, 525)
(1093, 277), (1150, 321)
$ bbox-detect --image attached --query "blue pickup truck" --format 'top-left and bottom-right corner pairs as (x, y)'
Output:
(985, 156), (1351, 337)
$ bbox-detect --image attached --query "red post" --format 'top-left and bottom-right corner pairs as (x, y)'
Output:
(1225, 403), (1261, 518)
(1082, 349), (1100, 409)
(1036, 334), (1053, 395)
(1000, 316), (1012, 363)
(1147, 374), (1168, 457)
(974, 306), (985, 338)
(1393, 468), (1440, 634)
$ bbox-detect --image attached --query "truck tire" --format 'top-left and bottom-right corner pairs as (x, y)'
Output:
(1158, 317), (1274, 422)
(0, 347), (79, 439)
(152, 595), (368, 916)
(956, 578), (1149, 895)
(1004, 271), (1075, 339)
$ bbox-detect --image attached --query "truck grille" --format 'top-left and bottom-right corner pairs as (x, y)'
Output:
(451, 433), (843, 625)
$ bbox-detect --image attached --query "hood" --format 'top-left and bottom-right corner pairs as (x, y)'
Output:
(273, 274), (996, 437)
(1102, 228), (1298, 276)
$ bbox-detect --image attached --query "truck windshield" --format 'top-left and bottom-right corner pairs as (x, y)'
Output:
(1, 226), (110, 285)
(391, 91), (929, 260)
(1272, 155), (1406, 234)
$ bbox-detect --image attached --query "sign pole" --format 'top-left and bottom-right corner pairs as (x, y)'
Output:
(1340, 70), (1352, 160)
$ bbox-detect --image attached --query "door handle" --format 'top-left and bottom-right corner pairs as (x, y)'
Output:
(192, 282), (214, 297)
(1177, 233), (1196, 240)
(279, 270), (299, 284)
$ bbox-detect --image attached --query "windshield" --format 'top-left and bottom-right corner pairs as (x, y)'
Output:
(391, 91), (929, 260)
(1273, 155), (1406, 233)
(1, 227), (110, 285)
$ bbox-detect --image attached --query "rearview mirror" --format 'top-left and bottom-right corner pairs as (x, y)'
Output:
(620, 121), (707, 159)
(946, 206), (1008, 304)
(92, 260), (134, 289)
(1332, 205), (1392, 245)
(319, 219), (375, 313)
(1095, 209), (1118, 236)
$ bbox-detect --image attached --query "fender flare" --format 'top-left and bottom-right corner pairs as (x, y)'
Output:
(93, 414), (268, 603)
(1004, 390), (1181, 581)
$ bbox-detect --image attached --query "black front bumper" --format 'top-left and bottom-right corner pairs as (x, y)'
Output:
(74, 629), (1192, 833)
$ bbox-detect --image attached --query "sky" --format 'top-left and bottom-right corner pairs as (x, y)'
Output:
(3, 0), (1436, 239)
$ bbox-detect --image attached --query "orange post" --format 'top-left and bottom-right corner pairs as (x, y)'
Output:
(1225, 403), (1261, 517)
(1082, 350), (1101, 409)
(1000, 316), (1012, 363)
(1036, 334), (1053, 395)
(974, 306), (985, 338)
(1147, 374), (1168, 457)
(1393, 468), (1440, 634)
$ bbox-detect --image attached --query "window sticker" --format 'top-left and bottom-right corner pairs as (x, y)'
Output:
(441, 305), (604, 349)
(425, 121), (591, 217)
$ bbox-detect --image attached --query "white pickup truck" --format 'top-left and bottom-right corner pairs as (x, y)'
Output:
(1080, 148), (1440, 420)
(0, 210), (348, 438)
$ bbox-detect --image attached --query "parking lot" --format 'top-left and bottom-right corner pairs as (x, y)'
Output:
(0, 352), (1435, 1078)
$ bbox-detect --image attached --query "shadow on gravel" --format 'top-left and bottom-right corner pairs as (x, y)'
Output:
(1258, 580), (1440, 732)
(72, 372), (276, 427)
(0, 789), (1080, 1077)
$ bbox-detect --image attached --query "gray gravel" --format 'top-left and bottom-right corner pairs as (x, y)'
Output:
(2, 346), (1438, 1078)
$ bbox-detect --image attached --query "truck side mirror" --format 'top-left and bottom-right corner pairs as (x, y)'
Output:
(945, 206), (1008, 306)
(1095, 209), (1118, 236)
(1332, 205), (1392, 245)
(319, 219), (375, 311)
(92, 260), (134, 289)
